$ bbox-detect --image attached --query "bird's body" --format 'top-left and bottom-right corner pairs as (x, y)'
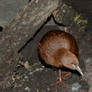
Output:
(38, 30), (78, 67)
(38, 30), (83, 85)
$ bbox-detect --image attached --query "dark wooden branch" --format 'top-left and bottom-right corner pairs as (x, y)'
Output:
(0, 0), (60, 65)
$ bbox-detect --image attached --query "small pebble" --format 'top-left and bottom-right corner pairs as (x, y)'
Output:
(72, 83), (81, 92)
(29, 72), (33, 75)
(42, 65), (45, 68)
(24, 76), (28, 79)
(28, 67), (44, 76)
(47, 87), (50, 91)
(25, 86), (30, 92)
(36, 68), (40, 71)
(24, 61), (31, 69)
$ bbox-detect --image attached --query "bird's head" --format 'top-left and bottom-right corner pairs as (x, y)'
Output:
(61, 50), (83, 76)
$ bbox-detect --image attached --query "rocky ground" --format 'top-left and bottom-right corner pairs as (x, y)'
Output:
(0, 22), (90, 92)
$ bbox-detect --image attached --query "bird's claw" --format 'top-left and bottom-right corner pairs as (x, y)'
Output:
(51, 80), (67, 87)
(62, 72), (71, 80)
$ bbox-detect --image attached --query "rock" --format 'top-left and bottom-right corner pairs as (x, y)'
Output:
(0, 0), (29, 27)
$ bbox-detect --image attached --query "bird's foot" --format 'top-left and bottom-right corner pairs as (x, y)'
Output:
(51, 75), (67, 87)
(62, 72), (71, 80)
(51, 80), (67, 87)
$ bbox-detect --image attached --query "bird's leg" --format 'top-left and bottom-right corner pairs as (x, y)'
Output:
(62, 71), (71, 80)
(51, 69), (66, 86)
(58, 69), (62, 81)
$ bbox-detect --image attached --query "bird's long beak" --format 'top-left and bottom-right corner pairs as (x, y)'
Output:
(75, 65), (83, 76)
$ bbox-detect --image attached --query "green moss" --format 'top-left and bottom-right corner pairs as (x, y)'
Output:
(76, 18), (88, 24)
(74, 12), (88, 24)
(36, 89), (39, 92)
(69, 6), (72, 9)
(75, 12), (80, 17)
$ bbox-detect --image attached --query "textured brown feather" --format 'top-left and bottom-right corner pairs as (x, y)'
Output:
(38, 30), (79, 67)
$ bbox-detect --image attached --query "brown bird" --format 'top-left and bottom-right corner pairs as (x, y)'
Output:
(38, 30), (83, 85)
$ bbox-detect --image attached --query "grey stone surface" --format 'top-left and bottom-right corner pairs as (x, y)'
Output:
(0, 0), (29, 27)
(19, 24), (89, 92)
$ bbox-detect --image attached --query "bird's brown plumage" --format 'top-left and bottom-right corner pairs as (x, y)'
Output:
(38, 30), (79, 68)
